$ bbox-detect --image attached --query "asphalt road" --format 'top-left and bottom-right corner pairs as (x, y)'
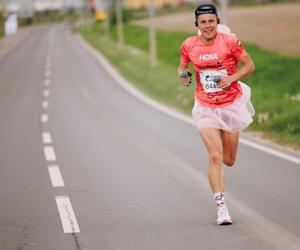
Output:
(0, 24), (300, 250)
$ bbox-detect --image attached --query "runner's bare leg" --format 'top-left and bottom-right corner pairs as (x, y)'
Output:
(199, 128), (224, 193)
(221, 131), (239, 166)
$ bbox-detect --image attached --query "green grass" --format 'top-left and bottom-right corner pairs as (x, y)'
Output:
(126, 5), (195, 20)
(0, 27), (3, 38)
(245, 45), (300, 145)
(77, 22), (194, 112)
(0, 12), (4, 39)
(17, 10), (87, 28)
(77, 22), (300, 146)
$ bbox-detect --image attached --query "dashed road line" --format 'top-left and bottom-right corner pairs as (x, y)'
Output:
(48, 165), (65, 187)
(43, 89), (50, 98)
(55, 196), (80, 233)
(44, 78), (51, 86)
(42, 100), (49, 109)
(43, 146), (56, 161)
(42, 132), (52, 144)
(45, 69), (51, 78)
(42, 28), (82, 238)
(41, 113), (49, 123)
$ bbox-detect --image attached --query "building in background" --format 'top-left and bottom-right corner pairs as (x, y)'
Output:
(1, 0), (85, 16)
(124, 0), (179, 9)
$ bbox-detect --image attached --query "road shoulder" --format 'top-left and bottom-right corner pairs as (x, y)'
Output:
(75, 32), (300, 162)
(0, 27), (32, 59)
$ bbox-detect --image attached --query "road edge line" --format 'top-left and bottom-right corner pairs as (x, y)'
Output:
(75, 34), (300, 166)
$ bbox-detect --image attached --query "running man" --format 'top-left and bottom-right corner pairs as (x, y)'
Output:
(178, 4), (255, 225)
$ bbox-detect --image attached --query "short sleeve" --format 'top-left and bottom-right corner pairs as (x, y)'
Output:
(230, 36), (247, 61)
(180, 42), (191, 63)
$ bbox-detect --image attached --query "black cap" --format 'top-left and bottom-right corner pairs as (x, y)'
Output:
(195, 4), (218, 17)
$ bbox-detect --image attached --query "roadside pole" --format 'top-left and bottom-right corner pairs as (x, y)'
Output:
(149, 0), (157, 67)
(115, 0), (124, 49)
(103, 0), (110, 38)
(218, 0), (229, 25)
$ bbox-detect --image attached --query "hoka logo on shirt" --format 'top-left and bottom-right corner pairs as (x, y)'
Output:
(199, 53), (218, 61)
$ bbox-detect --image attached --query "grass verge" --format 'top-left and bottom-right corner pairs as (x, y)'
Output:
(77, 22), (300, 147)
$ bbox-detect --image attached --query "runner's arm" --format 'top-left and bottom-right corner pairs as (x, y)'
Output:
(219, 53), (255, 89)
(178, 60), (191, 86)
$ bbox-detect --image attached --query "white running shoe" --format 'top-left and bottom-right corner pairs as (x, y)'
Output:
(217, 205), (232, 225)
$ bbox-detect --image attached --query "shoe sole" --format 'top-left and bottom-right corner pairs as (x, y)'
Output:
(218, 220), (232, 226)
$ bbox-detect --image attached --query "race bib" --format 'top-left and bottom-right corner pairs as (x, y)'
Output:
(200, 69), (228, 93)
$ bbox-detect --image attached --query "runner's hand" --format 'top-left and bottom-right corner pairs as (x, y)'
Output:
(218, 76), (233, 90)
(179, 71), (192, 87)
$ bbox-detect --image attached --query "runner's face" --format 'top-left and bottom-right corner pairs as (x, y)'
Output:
(197, 14), (218, 42)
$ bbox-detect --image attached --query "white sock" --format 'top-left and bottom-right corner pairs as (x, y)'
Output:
(214, 192), (225, 207)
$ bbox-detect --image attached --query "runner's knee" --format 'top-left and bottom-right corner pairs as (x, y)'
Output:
(223, 155), (236, 167)
(210, 150), (223, 166)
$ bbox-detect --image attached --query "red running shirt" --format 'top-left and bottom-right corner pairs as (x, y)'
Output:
(180, 32), (247, 107)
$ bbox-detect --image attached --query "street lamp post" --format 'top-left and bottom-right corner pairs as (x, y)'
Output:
(149, 0), (157, 67)
(103, 0), (110, 38)
(115, 0), (124, 49)
(219, 0), (229, 26)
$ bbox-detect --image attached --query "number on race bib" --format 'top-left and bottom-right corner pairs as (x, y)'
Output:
(200, 69), (228, 93)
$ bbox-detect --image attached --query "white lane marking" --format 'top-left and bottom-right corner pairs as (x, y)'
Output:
(42, 100), (49, 109)
(41, 113), (49, 123)
(44, 78), (51, 86)
(111, 114), (300, 248)
(43, 89), (50, 98)
(48, 165), (65, 187)
(44, 146), (56, 161)
(55, 196), (80, 233)
(45, 70), (51, 78)
(239, 138), (300, 165)
(42, 132), (52, 144)
(77, 35), (300, 165)
(141, 140), (300, 250)
(77, 35), (192, 124)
